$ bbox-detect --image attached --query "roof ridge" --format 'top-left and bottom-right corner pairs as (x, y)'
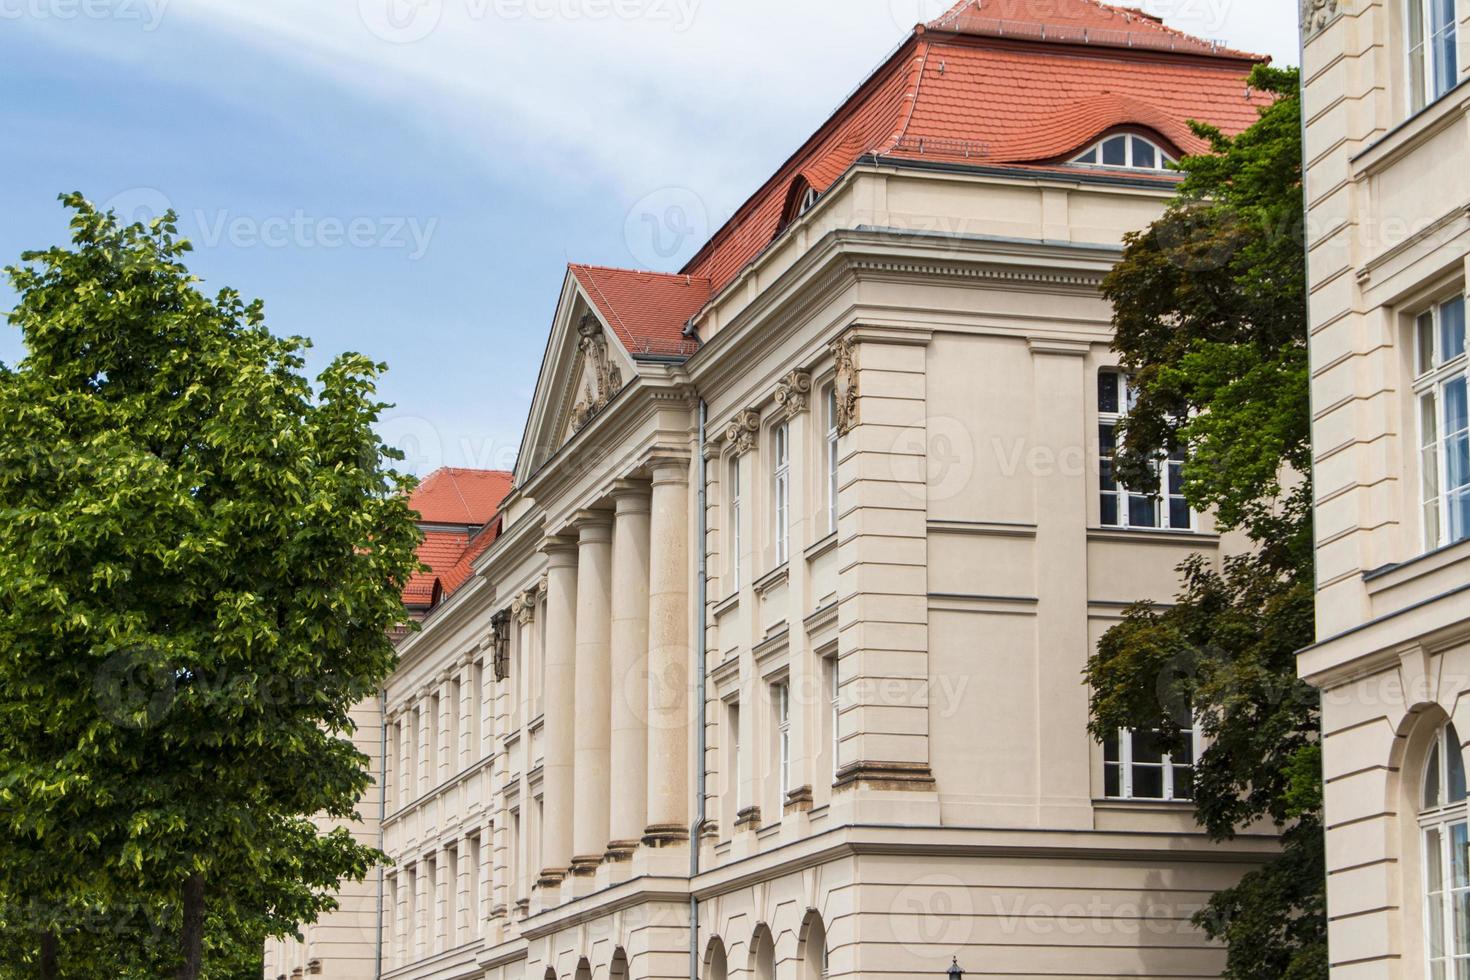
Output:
(887, 38), (935, 153)
(574, 266), (635, 343)
(570, 262), (711, 282)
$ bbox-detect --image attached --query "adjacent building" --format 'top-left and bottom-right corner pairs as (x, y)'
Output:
(275, 1), (1290, 977)
(1299, 0), (1470, 976)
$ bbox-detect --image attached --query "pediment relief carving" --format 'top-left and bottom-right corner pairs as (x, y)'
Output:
(569, 313), (624, 435)
(1301, 0), (1339, 37)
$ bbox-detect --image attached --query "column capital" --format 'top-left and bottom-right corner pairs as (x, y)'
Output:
(541, 534), (579, 564)
(572, 509), (614, 539)
(647, 454), (691, 486)
(723, 410), (760, 455)
(609, 479), (652, 513)
(774, 369), (813, 419)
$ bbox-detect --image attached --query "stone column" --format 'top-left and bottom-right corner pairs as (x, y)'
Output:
(412, 861), (428, 960)
(643, 457), (692, 845)
(606, 482), (651, 861)
(538, 537), (579, 888)
(571, 511), (614, 876)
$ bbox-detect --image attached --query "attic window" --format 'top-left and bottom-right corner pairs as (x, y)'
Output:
(798, 185), (819, 216)
(1072, 134), (1175, 171)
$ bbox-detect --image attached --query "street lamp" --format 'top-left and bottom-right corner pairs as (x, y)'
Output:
(947, 957), (964, 980)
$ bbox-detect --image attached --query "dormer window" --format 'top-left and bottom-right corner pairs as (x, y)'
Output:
(798, 185), (819, 216)
(1072, 134), (1176, 171)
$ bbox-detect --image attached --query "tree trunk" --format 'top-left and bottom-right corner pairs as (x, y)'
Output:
(175, 872), (206, 980)
(39, 931), (58, 980)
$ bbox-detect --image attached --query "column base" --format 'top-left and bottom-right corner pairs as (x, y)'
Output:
(569, 855), (602, 876)
(734, 806), (762, 831)
(640, 823), (690, 847)
(602, 840), (639, 863)
(833, 761), (936, 792)
(783, 785), (814, 814)
(535, 868), (568, 889)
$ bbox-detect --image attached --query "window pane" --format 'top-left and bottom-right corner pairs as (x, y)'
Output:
(1131, 765), (1164, 799)
(1430, 742), (1445, 808)
(1132, 137), (1157, 169)
(1102, 136), (1127, 167)
(1133, 730), (1166, 764)
(1455, 821), (1470, 890)
(1076, 147), (1097, 164)
(1103, 731), (1120, 763)
(1104, 763), (1121, 797)
(1452, 487), (1470, 544)
(1457, 890), (1470, 962)
(1129, 494), (1157, 528)
(1433, 4), (1458, 99)
(1443, 298), (1467, 362)
(1099, 422), (1117, 457)
(1169, 499), (1191, 530)
(1171, 764), (1194, 800)
(1411, 0), (1430, 110)
(1168, 460), (1185, 495)
(1451, 725), (1468, 802)
(1099, 372), (1119, 414)
(1100, 493), (1118, 527)
(1448, 378), (1468, 443)
(1423, 312), (1440, 374)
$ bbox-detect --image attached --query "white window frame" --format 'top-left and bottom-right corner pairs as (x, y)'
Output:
(1408, 0), (1460, 113)
(1421, 722), (1470, 979)
(776, 681), (791, 799)
(1104, 725), (1201, 801)
(1098, 370), (1193, 531)
(826, 386), (839, 536)
(828, 657), (840, 783)
(773, 422), (790, 565)
(729, 455), (742, 593)
(1415, 295), (1470, 551)
(1071, 133), (1176, 171)
(799, 185), (819, 216)
(730, 699), (743, 812)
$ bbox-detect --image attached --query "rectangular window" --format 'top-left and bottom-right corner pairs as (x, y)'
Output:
(449, 678), (462, 774)
(775, 681), (791, 799)
(428, 694), (441, 788)
(531, 797), (544, 884)
(729, 455), (742, 592)
(1099, 370), (1192, 531)
(509, 809), (521, 905)
(729, 700), (743, 812)
(444, 843), (459, 947)
(1417, 296), (1470, 550)
(467, 832), (481, 941)
(826, 386), (839, 535)
(773, 423), (790, 565)
(1410, 0), (1460, 113)
(1103, 725), (1201, 801)
(1425, 820), (1470, 978)
(471, 661), (484, 761)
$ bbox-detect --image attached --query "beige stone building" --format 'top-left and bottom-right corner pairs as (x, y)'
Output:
(1299, 0), (1470, 976)
(270, 2), (1291, 978)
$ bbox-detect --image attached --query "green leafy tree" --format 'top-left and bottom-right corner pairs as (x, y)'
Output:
(1082, 66), (1326, 980)
(0, 194), (422, 979)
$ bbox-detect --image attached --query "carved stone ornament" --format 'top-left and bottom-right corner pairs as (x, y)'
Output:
(725, 409), (760, 455)
(569, 313), (625, 434)
(830, 336), (859, 436)
(511, 585), (538, 625)
(1300, 0), (1338, 37)
(774, 369), (812, 419)
(489, 610), (511, 682)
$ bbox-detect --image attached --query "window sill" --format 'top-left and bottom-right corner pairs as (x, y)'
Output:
(1364, 536), (1470, 591)
(1093, 797), (1195, 810)
(712, 591), (740, 617)
(1351, 76), (1470, 178)
(804, 531), (838, 562)
(752, 562), (790, 597)
(1087, 526), (1218, 546)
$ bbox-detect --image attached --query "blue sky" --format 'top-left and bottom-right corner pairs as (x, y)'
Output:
(0, 0), (1298, 475)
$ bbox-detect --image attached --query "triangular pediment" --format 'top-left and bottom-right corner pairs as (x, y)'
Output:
(513, 272), (639, 484)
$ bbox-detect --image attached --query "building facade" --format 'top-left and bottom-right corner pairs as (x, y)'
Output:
(1299, 0), (1470, 976)
(274, 2), (1289, 978)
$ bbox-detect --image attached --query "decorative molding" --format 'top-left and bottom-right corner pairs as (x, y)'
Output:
(569, 854), (601, 876)
(641, 823), (690, 847)
(602, 839), (638, 863)
(725, 409), (761, 455)
(833, 760), (936, 792)
(784, 785), (814, 814)
(569, 313), (624, 434)
(774, 369), (813, 419)
(830, 336), (859, 435)
(1300, 0), (1339, 38)
(734, 806), (763, 831)
(511, 584), (539, 625)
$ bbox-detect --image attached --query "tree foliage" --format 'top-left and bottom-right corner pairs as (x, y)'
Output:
(1082, 66), (1326, 980)
(0, 194), (422, 977)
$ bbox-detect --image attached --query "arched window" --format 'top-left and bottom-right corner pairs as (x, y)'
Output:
(802, 913), (829, 980)
(1422, 722), (1470, 978)
(752, 924), (776, 980)
(1071, 133), (1176, 171)
(706, 938), (728, 980)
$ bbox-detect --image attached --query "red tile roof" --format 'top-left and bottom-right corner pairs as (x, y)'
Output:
(558, 1), (1270, 371)
(569, 265), (711, 359)
(403, 468), (512, 610)
(409, 467), (513, 526)
(672, 0), (1269, 297)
